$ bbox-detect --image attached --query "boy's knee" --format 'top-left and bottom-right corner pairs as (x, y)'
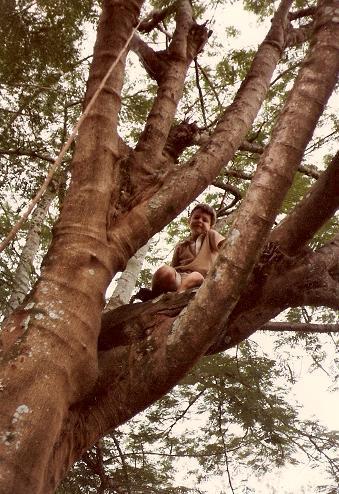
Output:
(152, 265), (177, 293)
(190, 272), (204, 284)
(179, 271), (204, 292)
(154, 265), (174, 282)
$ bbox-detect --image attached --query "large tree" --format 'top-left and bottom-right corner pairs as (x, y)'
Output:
(0, 0), (338, 493)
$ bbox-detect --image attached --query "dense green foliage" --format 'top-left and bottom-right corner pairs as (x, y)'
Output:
(57, 339), (338, 493)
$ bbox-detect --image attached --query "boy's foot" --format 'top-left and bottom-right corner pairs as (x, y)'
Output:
(132, 287), (156, 302)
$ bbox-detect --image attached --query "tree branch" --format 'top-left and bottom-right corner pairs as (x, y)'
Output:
(163, 120), (199, 162)
(2, 88), (42, 131)
(111, 432), (132, 494)
(97, 234), (339, 355)
(270, 60), (301, 86)
(271, 151), (339, 255)
(212, 181), (243, 212)
(204, 0), (339, 353)
(260, 321), (339, 333)
(138, 3), (177, 33)
(289, 7), (316, 21)
(197, 61), (223, 109)
(217, 387), (235, 494)
(130, 34), (168, 83)
(238, 140), (264, 154)
(194, 58), (207, 126)
(286, 22), (313, 47)
(63, 234), (338, 472)
(106, 0), (294, 268)
(222, 162), (320, 181)
(82, 443), (114, 493)
(298, 163), (319, 180)
(133, 0), (209, 171)
(0, 148), (55, 163)
(162, 388), (206, 436)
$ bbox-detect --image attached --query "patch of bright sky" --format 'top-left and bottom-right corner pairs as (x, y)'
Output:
(208, 2), (270, 49)
(187, 332), (338, 494)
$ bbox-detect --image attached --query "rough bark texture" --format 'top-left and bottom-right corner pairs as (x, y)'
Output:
(271, 151), (339, 254)
(0, 1), (144, 492)
(0, 1), (338, 492)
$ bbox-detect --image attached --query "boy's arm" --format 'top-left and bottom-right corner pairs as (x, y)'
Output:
(209, 229), (225, 251)
(170, 244), (181, 267)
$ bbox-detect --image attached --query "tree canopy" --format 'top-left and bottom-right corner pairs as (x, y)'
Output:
(0, 1), (338, 493)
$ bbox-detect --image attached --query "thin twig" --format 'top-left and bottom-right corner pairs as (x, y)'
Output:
(111, 432), (132, 494)
(197, 62), (223, 109)
(0, 149), (55, 163)
(163, 388), (206, 437)
(217, 382), (235, 494)
(194, 58), (207, 127)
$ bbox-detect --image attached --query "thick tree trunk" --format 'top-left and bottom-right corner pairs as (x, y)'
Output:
(0, 2), (144, 492)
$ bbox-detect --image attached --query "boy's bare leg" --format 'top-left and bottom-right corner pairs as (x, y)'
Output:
(152, 268), (204, 296)
(178, 272), (204, 293)
(152, 265), (179, 296)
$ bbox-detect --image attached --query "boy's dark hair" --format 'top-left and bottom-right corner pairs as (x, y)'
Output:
(190, 203), (216, 225)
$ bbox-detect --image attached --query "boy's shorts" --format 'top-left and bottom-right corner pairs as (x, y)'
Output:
(175, 270), (195, 286)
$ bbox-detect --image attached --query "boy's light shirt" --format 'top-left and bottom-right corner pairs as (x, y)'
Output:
(195, 234), (204, 255)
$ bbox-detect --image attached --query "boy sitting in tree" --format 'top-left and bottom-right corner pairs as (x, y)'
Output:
(151, 203), (225, 297)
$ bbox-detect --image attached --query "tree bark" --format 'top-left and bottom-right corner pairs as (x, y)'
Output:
(54, 233), (338, 479)
(260, 321), (339, 332)
(271, 151), (339, 254)
(98, 235), (339, 353)
(0, 1), (338, 492)
(0, 2), (144, 492)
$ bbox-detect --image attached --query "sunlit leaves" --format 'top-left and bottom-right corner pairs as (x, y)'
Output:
(244, 0), (316, 20)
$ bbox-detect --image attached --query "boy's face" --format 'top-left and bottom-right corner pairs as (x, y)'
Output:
(189, 208), (212, 238)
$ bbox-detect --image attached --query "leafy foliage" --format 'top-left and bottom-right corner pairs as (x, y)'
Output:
(59, 343), (339, 492)
(1, 0), (97, 85)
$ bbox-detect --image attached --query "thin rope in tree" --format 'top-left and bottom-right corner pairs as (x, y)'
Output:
(0, 21), (140, 254)
(194, 58), (207, 127)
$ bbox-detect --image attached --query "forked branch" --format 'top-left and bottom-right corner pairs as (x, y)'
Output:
(271, 151), (339, 255)
(138, 2), (177, 33)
